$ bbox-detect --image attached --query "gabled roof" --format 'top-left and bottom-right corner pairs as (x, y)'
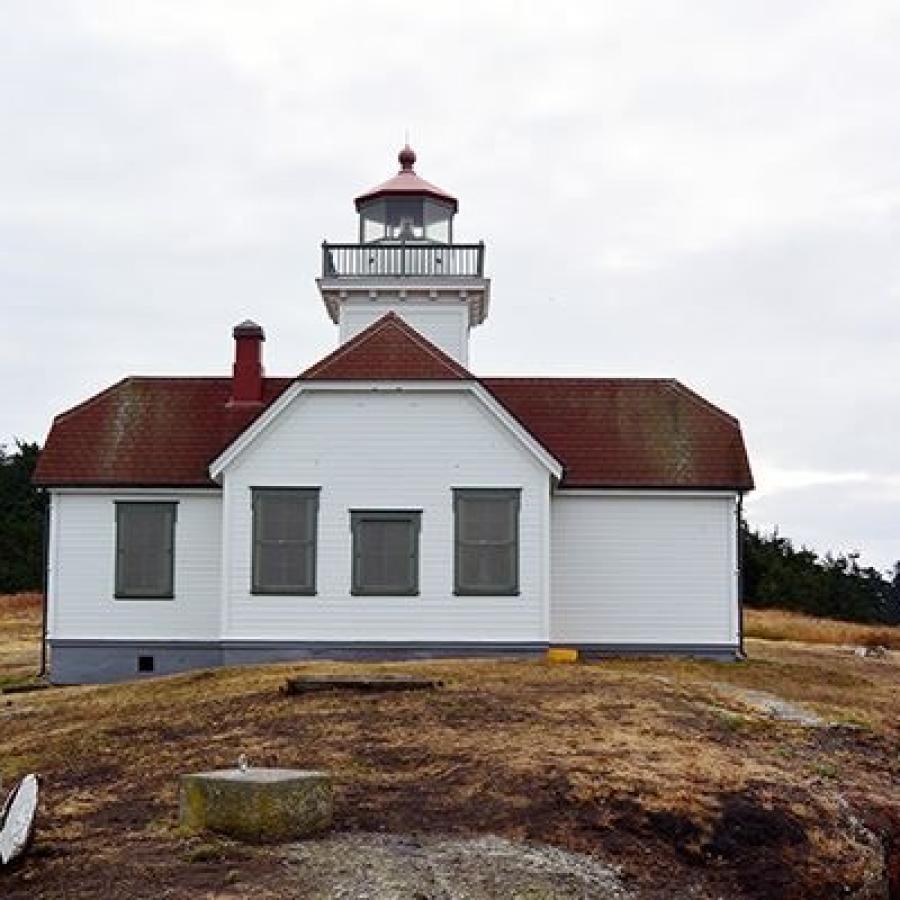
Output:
(301, 312), (471, 381)
(34, 317), (753, 491)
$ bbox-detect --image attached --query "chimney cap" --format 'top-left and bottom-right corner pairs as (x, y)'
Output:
(233, 320), (264, 340)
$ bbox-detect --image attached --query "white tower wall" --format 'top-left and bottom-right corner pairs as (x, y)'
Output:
(339, 299), (471, 365)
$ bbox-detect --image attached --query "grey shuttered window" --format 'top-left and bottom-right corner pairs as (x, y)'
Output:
(252, 488), (319, 595)
(454, 489), (520, 595)
(115, 502), (176, 599)
(351, 510), (421, 596)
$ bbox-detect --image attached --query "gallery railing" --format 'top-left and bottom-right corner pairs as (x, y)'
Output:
(322, 242), (485, 278)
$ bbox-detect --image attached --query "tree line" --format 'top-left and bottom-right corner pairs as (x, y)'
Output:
(0, 441), (43, 593)
(742, 525), (900, 625)
(0, 442), (898, 624)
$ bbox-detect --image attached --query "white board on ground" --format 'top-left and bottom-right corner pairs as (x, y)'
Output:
(0, 774), (39, 866)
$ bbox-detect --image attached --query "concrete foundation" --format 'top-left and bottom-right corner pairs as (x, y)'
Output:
(48, 639), (740, 684)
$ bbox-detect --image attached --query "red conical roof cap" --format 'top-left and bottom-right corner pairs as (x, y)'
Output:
(354, 145), (458, 212)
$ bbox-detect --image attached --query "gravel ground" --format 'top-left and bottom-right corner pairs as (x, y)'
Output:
(289, 832), (635, 899)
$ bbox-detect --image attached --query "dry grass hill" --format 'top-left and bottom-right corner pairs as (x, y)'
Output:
(1, 594), (898, 898)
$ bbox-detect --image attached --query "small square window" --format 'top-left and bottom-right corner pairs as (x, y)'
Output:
(137, 655), (155, 673)
(351, 510), (421, 596)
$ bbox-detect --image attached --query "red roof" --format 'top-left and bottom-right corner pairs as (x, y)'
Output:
(34, 378), (292, 488)
(302, 312), (471, 381)
(483, 378), (753, 490)
(354, 145), (458, 213)
(34, 316), (753, 490)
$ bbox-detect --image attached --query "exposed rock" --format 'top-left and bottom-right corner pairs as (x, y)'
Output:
(709, 683), (826, 727)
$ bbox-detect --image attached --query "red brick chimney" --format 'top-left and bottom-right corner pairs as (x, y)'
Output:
(231, 320), (265, 404)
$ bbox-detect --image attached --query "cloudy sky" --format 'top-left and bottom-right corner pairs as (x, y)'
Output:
(2, 1), (899, 569)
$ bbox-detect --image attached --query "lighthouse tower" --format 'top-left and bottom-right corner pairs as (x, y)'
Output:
(317, 146), (490, 366)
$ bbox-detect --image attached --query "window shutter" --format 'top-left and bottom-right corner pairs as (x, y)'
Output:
(251, 488), (319, 594)
(115, 502), (176, 599)
(454, 490), (520, 595)
(351, 511), (420, 595)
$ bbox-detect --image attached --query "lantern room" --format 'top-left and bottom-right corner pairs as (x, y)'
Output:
(318, 143), (490, 366)
(354, 145), (458, 244)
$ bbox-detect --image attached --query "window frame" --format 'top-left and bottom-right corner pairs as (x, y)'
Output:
(251, 487), (320, 596)
(114, 501), (177, 600)
(453, 488), (521, 597)
(350, 509), (422, 597)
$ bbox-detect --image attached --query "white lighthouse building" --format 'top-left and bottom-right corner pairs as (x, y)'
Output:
(35, 146), (753, 683)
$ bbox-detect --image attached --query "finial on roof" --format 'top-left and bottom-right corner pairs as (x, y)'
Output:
(398, 144), (416, 172)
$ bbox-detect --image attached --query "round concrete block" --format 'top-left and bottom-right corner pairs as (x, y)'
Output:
(179, 768), (332, 841)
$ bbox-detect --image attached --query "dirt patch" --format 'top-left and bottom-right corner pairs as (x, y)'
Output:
(704, 794), (808, 899)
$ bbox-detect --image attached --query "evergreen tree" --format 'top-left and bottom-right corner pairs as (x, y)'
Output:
(0, 441), (44, 592)
(742, 523), (900, 625)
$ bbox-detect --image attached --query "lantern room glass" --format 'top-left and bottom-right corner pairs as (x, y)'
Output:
(359, 197), (453, 244)
(360, 200), (386, 243)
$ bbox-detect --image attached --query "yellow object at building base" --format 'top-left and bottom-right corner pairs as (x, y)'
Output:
(546, 647), (579, 664)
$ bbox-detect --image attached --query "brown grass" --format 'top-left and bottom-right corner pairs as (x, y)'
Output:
(0, 592), (42, 684)
(745, 607), (900, 650)
(0, 591), (42, 613)
(1, 597), (898, 898)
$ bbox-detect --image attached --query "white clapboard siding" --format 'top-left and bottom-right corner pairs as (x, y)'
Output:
(339, 301), (470, 365)
(550, 493), (738, 645)
(48, 491), (223, 640)
(222, 389), (549, 642)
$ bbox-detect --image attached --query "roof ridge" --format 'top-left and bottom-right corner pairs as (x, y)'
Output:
(300, 312), (473, 381)
(117, 375), (228, 382)
(92, 375), (293, 382)
(482, 377), (742, 427)
(481, 376), (677, 384)
(51, 374), (294, 427)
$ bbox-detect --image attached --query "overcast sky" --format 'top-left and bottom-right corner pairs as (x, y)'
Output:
(2, 1), (899, 569)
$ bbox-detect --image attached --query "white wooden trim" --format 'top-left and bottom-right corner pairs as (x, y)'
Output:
(728, 495), (740, 643)
(209, 381), (563, 482)
(209, 381), (305, 478)
(46, 491), (58, 638)
(541, 481), (551, 642)
(469, 384), (563, 479)
(218, 482), (231, 640)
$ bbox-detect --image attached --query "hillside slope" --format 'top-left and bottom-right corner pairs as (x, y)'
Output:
(1, 596), (897, 898)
